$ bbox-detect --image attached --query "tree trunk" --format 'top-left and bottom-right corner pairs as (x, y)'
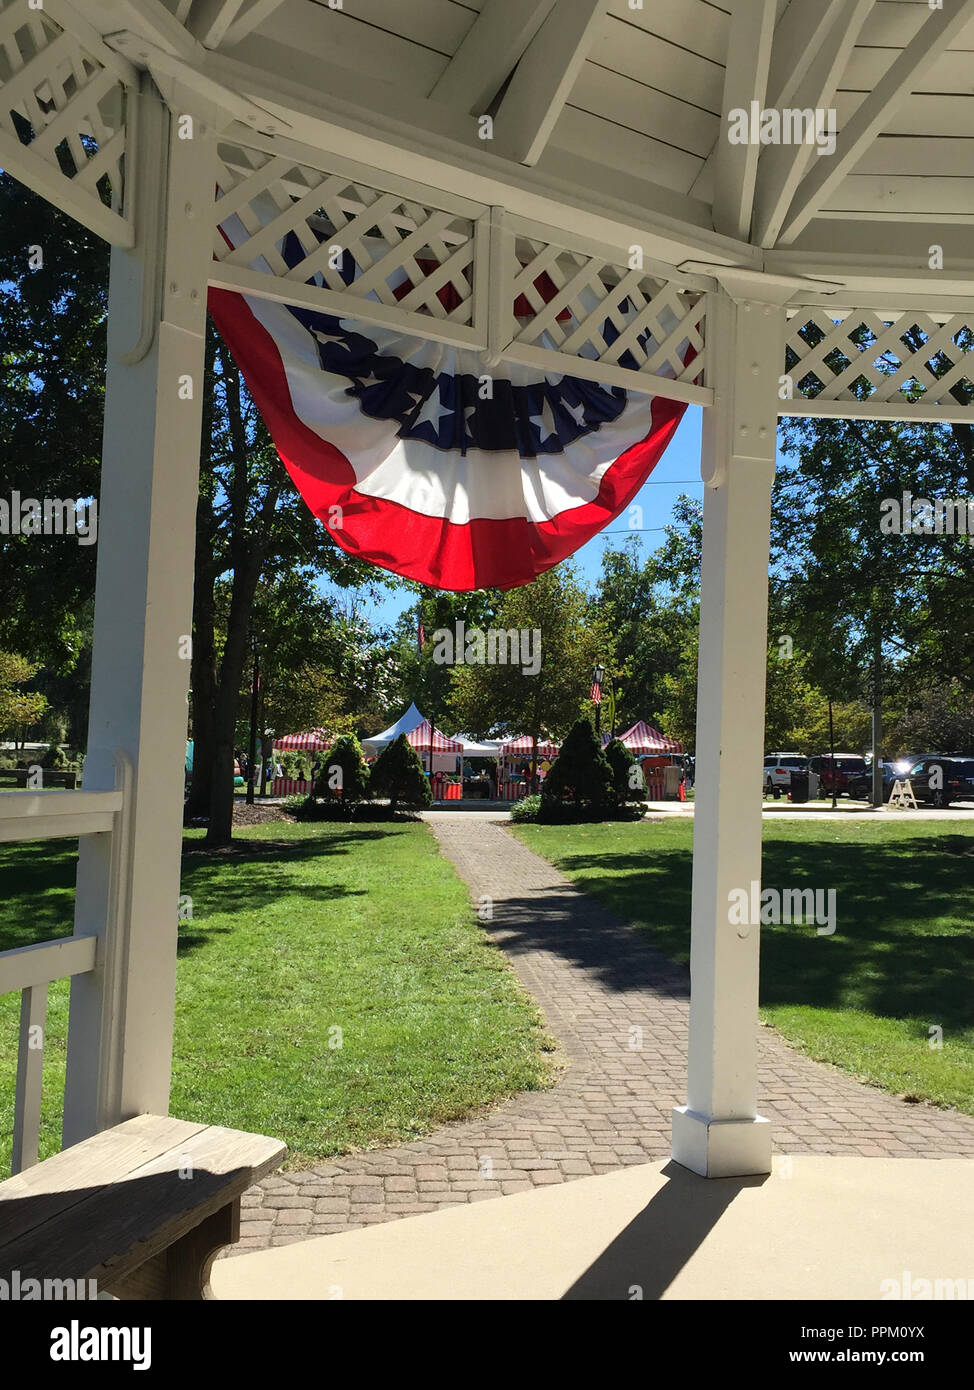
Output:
(871, 626), (883, 808)
(204, 342), (280, 846)
(186, 328), (219, 821)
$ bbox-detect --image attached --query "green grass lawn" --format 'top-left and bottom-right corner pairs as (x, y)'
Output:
(511, 818), (974, 1114)
(0, 821), (554, 1171)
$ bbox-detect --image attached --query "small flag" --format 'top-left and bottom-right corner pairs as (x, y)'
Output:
(590, 680), (602, 705)
(418, 620), (426, 652)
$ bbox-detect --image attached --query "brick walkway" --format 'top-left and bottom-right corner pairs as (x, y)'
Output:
(235, 813), (974, 1253)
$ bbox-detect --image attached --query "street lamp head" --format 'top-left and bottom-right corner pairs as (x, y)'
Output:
(592, 663), (606, 684)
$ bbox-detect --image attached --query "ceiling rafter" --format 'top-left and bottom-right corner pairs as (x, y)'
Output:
(689, 0), (857, 209)
(751, 0), (873, 249)
(219, 0), (290, 49)
(185, 0), (248, 49)
(778, 0), (974, 245)
(489, 0), (609, 167)
(710, 0), (777, 241)
(428, 0), (556, 115)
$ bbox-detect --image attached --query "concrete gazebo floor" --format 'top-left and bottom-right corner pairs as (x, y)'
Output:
(212, 1155), (974, 1300)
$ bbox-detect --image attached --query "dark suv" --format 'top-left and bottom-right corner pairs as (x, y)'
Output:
(905, 756), (974, 808)
(808, 754), (868, 798)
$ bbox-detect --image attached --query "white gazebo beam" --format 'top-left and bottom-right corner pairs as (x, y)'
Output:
(186, 0), (247, 49)
(751, 0), (872, 248)
(209, 0), (289, 48)
(62, 76), (214, 1143)
(711, 0), (777, 241)
(672, 278), (784, 1179)
(490, 0), (609, 167)
(778, 0), (974, 245)
(428, 0), (557, 115)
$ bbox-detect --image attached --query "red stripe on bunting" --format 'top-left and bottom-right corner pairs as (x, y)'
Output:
(207, 287), (688, 592)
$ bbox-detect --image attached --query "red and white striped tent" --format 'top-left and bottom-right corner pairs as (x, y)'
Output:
(404, 721), (462, 754)
(616, 722), (683, 755)
(273, 730), (330, 751)
(501, 735), (560, 759)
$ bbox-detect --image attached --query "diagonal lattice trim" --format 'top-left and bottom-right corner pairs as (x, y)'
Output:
(212, 139), (487, 347)
(211, 135), (710, 402)
(505, 229), (707, 402)
(0, 0), (132, 243)
(785, 310), (974, 417)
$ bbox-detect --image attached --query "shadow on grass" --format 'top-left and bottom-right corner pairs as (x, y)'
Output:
(0, 828), (391, 956)
(548, 831), (974, 1033)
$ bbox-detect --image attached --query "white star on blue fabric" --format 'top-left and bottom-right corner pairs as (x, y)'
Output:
(411, 384), (454, 436)
(529, 395), (560, 447)
(563, 399), (588, 429)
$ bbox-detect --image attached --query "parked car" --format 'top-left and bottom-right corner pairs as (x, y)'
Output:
(847, 759), (898, 802)
(763, 753), (808, 793)
(808, 753), (868, 797)
(904, 756), (974, 808)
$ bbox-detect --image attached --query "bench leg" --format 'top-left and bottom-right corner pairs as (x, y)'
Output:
(168, 1199), (240, 1299)
(106, 1199), (240, 1300)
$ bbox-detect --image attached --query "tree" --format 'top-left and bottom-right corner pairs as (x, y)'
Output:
(314, 733), (370, 804)
(604, 736), (642, 802)
(543, 719), (615, 810)
(776, 396), (974, 800)
(369, 733), (432, 813)
(187, 322), (388, 844)
(384, 588), (500, 732)
(0, 177), (106, 744)
(0, 652), (47, 739)
(449, 563), (605, 780)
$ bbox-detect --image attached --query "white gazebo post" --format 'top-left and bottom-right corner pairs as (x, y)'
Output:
(62, 78), (214, 1144)
(671, 282), (784, 1178)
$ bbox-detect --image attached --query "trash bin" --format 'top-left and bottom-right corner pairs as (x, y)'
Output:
(790, 771), (809, 804)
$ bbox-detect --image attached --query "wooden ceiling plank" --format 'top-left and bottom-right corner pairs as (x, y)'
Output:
(489, 0), (610, 166)
(711, 0), (777, 240)
(428, 0), (556, 113)
(752, 0), (873, 248)
(778, 0), (974, 244)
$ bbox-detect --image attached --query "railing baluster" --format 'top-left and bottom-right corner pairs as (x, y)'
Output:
(12, 982), (48, 1174)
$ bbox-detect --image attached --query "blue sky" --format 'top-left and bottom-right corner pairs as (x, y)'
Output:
(344, 404), (706, 631)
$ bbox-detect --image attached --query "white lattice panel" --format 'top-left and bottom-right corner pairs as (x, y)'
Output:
(502, 228), (708, 405)
(0, 0), (133, 243)
(211, 138), (489, 350)
(785, 311), (974, 421)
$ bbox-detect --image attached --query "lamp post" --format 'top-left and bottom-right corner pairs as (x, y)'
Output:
(592, 662), (606, 741)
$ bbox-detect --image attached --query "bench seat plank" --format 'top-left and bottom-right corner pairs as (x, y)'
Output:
(0, 1115), (285, 1289)
(0, 1115), (210, 1247)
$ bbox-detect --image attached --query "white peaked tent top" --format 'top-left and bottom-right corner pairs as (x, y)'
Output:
(363, 708), (502, 757)
(361, 703), (426, 754)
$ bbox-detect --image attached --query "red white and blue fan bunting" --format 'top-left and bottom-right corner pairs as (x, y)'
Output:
(210, 209), (690, 591)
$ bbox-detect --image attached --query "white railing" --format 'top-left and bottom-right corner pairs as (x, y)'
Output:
(0, 760), (128, 1175)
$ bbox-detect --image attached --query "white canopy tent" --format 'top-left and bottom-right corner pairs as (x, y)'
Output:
(360, 703), (425, 755)
(0, 0), (972, 1198)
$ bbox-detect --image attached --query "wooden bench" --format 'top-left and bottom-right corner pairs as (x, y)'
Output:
(0, 1114), (285, 1299)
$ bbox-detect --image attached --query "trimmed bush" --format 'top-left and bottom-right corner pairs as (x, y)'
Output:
(509, 794), (543, 823)
(543, 719), (615, 811)
(314, 733), (370, 805)
(604, 737), (643, 802)
(369, 733), (432, 814)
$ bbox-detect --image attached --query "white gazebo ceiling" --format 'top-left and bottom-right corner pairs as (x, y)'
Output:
(122, 0), (974, 283)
